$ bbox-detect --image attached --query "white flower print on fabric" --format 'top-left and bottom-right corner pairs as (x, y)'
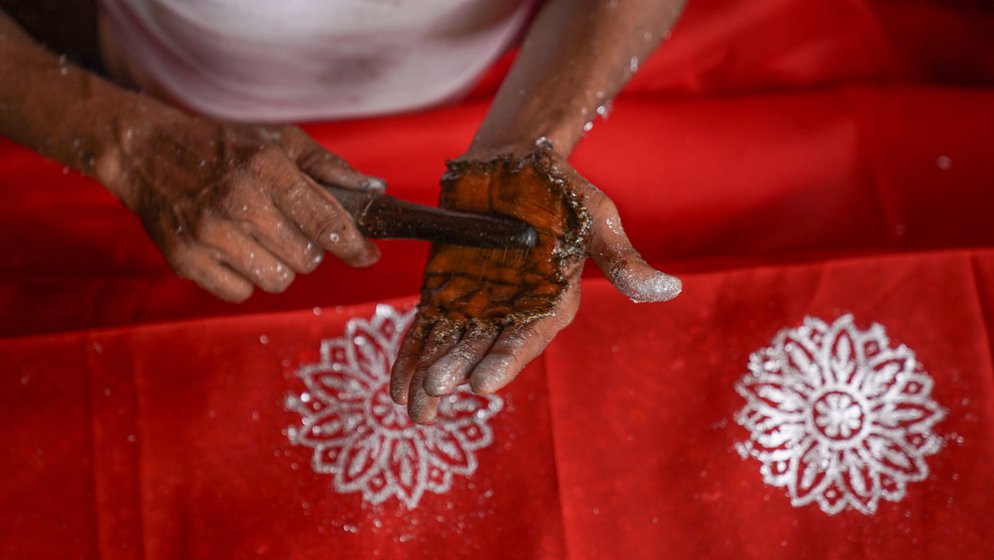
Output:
(286, 304), (503, 509)
(735, 314), (946, 515)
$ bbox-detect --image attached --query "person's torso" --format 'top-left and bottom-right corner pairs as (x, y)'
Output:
(98, 0), (533, 121)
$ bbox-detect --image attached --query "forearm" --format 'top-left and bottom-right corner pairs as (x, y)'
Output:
(468, 0), (685, 159)
(0, 10), (179, 204)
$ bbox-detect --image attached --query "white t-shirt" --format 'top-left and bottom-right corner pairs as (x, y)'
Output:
(99, 0), (533, 122)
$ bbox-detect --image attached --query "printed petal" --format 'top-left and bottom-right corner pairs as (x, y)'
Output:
(901, 431), (943, 455)
(736, 401), (806, 450)
(756, 439), (808, 488)
(736, 377), (807, 414)
(894, 371), (934, 398)
(300, 366), (371, 404)
(816, 478), (849, 516)
(451, 421), (494, 450)
(336, 432), (384, 489)
(875, 399), (945, 432)
(425, 461), (455, 493)
(859, 362), (905, 402)
(440, 390), (502, 425)
(320, 338), (349, 365)
(784, 338), (818, 382)
(789, 441), (832, 504)
(312, 440), (351, 474)
(863, 433), (928, 481)
(388, 438), (429, 509)
(426, 430), (474, 474)
(841, 449), (880, 514)
(346, 322), (392, 382)
(828, 325), (857, 385)
(363, 469), (395, 505)
(298, 408), (362, 445)
(879, 472), (905, 502)
(371, 304), (414, 350)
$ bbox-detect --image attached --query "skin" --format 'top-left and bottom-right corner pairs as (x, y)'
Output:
(0, 0), (686, 423)
(0, 5), (382, 302)
(391, 0), (687, 423)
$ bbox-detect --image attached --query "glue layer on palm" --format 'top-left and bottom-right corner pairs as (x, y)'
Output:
(390, 151), (590, 423)
(422, 152), (589, 324)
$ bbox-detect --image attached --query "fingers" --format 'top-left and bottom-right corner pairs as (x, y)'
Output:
(468, 284), (581, 395)
(405, 323), (464, 424)
(254, 134), (383, 267)
(424, 323), (499, 397)
(243, 205), (325, 274)
(271, 175), (380, 267)
(171, 247), (254, 303)
(199, 223), (296, 294)
(390, 315), (433, 405)
(302, 153), (387, 194)
(289, 132), (387, 193)
(586, 197), (681, 303)
(468, 318), (559, 395)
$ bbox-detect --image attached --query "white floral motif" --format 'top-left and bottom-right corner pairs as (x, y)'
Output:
(286, 304), (503, 509)
(735, 314), (946, 515)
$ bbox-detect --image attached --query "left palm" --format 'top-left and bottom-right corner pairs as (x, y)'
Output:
(391, 150), (681, 423)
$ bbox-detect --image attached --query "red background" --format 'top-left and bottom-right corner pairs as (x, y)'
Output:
(2, 1), (994, 558)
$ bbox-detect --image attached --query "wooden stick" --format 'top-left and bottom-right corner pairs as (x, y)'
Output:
(321, 183), (537, 249)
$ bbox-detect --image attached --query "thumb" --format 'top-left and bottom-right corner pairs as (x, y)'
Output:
(587, 198), (681, 303)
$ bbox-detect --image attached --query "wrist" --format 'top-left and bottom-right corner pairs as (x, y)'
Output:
(466, 116), (580, 161)
(89, 91), (189, 209)
(468, 80), (614, 162)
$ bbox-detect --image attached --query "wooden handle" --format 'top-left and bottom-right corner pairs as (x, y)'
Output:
(321, 183), (537, 249)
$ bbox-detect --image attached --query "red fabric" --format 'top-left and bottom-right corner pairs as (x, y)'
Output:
(2, 0), (994, 558)
(4, 255), (994, 558)
(547, 253), (994, 559)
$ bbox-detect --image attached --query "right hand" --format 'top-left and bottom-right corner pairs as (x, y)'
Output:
(105, 111), (383, 302)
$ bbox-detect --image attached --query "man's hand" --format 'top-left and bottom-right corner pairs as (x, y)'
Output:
(1, 9), (382, 302)
(110, 117), (383, 302)
(390, 150), (680, 424)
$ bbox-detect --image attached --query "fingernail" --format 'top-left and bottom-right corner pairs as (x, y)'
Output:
(355, 242), (380, 267)
(470, 356), (512, 394)
(630, 272), (682, 303)
(359, 177), (387, 193)
(408, 395), (436, 425)
(425, 369), (457, 397)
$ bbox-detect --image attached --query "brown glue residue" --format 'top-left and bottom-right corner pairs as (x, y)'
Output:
(419, 151), (590, 326)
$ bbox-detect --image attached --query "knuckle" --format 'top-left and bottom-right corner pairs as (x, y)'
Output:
(191, 211), (220, 238)
(594, 196), (619, 219)
(246, 145), (285, 175)
(314, 215), (355, 247)
(279, 125), (309, 145)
